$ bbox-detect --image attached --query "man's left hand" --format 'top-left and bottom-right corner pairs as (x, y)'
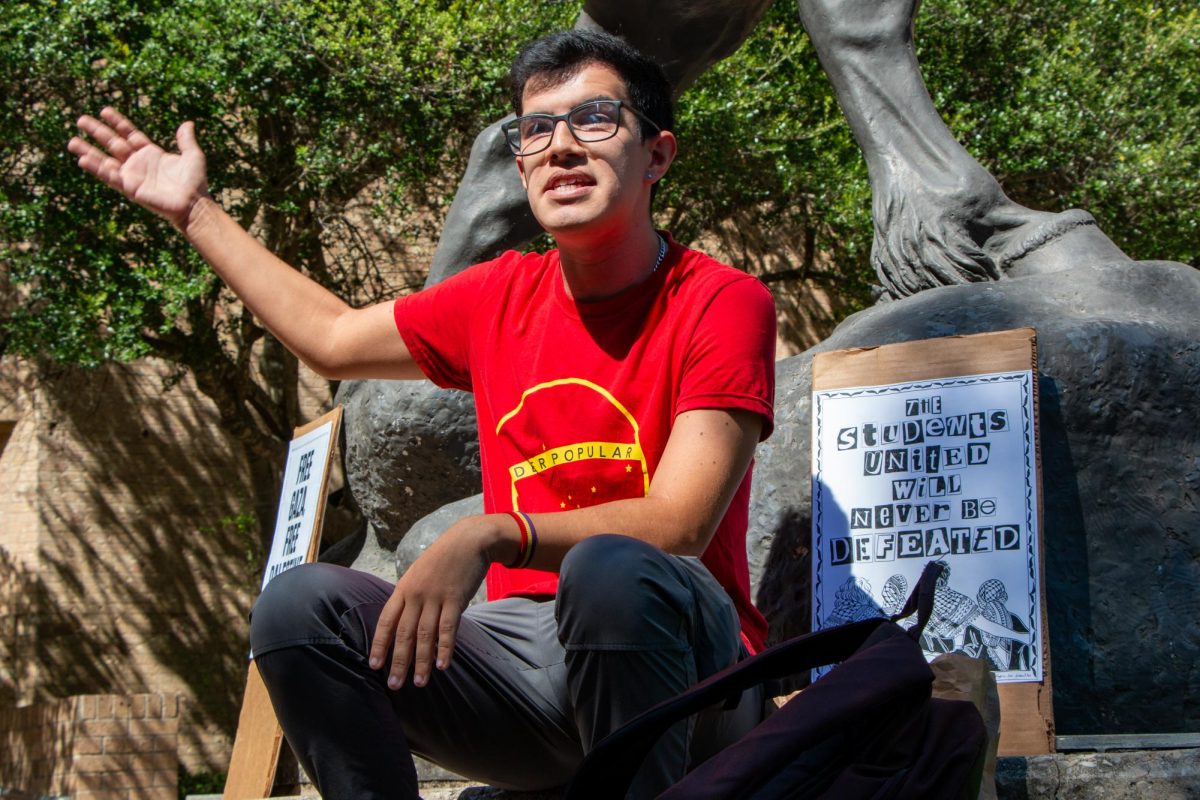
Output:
(368, 516), (503, 689)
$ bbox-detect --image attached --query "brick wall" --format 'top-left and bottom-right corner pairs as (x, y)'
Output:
(0, 357), (268, 772)
(0, 692), (180, 799)
(0, 365), (42, 711)
(0, 353), (350, 777)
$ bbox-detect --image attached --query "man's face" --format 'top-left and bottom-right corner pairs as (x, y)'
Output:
(515, 62), (671, 244)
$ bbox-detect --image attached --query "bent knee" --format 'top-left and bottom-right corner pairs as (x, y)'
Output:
(559, 535), (666, 595)
(250, 563), (388, 656)
(557, 535), (694, 647)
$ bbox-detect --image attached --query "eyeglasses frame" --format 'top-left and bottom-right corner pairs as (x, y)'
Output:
(501, 99), (662, 157)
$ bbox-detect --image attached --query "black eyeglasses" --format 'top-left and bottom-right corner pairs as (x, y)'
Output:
(501, 99), (661, 156)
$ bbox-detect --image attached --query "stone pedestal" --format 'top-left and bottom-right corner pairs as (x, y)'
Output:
(750, 259), (1200, 735)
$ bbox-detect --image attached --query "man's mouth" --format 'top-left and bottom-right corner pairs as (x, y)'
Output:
(545, 173), (595, 197)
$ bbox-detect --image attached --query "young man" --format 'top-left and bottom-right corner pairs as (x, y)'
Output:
(71, 31), (775, 798)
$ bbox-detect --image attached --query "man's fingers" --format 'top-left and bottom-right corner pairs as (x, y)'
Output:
(368, 593), (403, 672)
(100, 107), (154, 151)
(74, 113), (112, 141)
(409, 605), (445, 688)
(388, 604), (422, 690)
(436, 608), (460, 672)
(66, 136), (102, 167)
(75, 113), (134, 162)
(68, 137), (124, 190)
(175, 120), (199, 155)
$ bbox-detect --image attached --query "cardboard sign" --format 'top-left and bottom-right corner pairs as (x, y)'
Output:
(225, 407), (342, 800)
(261, 416), (339, 591)
(813, 369), (1042, 682)
(811, 329), (1053, 755)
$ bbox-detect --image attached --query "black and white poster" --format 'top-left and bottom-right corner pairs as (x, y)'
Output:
(260, 419), (335, 592)
(812, 370), (1042, 682)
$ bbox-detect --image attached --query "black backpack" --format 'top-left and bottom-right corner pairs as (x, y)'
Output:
(565, 562), (987, 799)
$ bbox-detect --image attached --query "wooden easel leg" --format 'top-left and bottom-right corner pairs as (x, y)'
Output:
(224, 661), (285, 799)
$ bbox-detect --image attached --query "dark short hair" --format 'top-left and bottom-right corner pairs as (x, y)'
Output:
(509, 30), (674, 141)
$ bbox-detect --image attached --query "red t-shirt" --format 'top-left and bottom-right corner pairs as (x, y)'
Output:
(393, 235), (775, 651)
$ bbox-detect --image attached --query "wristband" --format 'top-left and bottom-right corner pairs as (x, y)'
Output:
(504, 511), (531, 569)
(517, 511), (537, 569)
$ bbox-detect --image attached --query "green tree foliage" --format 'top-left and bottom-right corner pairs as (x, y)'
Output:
(665, 0), (1198, 315)
(0, 0), (574, 531)
(2, 0), (1196, 531)
(662, 1), (876, 322)
(916, 0), (1199, 268)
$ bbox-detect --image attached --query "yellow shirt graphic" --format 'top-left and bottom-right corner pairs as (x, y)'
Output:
(496, 378), (650, 513)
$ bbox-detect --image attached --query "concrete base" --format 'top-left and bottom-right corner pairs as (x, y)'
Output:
(995, 749), (1200, 799)
(414, 750), (1200, 800)
(420, 789), (559, 800)
(186, 748), (1200, 799)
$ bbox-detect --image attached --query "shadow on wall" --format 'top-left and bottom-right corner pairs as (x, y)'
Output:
(696, 205), (866, 355)
(1, 361), (264, 769)
(1, 549), (126, 707)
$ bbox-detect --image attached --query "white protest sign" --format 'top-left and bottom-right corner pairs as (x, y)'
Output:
(230, 408), (341, 799)
(261, 418), (336, 591)
(812, 370), (1042, 683)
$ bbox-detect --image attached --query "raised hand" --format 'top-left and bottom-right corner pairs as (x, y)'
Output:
(68, 107), (209, 231)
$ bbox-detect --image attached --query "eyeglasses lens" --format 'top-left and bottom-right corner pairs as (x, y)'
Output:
(508, 101), (621, 155)
(568, 102), (620, 139)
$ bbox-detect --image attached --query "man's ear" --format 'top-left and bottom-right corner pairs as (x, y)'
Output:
(516, 156), (529, 190)
(646, 130), (677, 183)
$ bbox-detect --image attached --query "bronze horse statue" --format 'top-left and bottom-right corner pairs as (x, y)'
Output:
(429, 0), (1129, 293)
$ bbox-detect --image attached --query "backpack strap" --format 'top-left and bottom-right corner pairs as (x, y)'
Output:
(564, 560), (946, 800)
(565, 616), (891, 799)
(890, 560), (944, 641)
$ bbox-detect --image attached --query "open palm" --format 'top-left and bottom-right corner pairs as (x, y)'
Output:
(69, 107), (209, 230)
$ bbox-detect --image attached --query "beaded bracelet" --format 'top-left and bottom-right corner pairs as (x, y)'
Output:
(504, 511), (537, 569)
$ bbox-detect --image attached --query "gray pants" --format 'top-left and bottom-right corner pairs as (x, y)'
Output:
(250, 534), (763, 799)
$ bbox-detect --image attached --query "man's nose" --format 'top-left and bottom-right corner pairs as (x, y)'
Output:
(546, 117), (582, 156)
